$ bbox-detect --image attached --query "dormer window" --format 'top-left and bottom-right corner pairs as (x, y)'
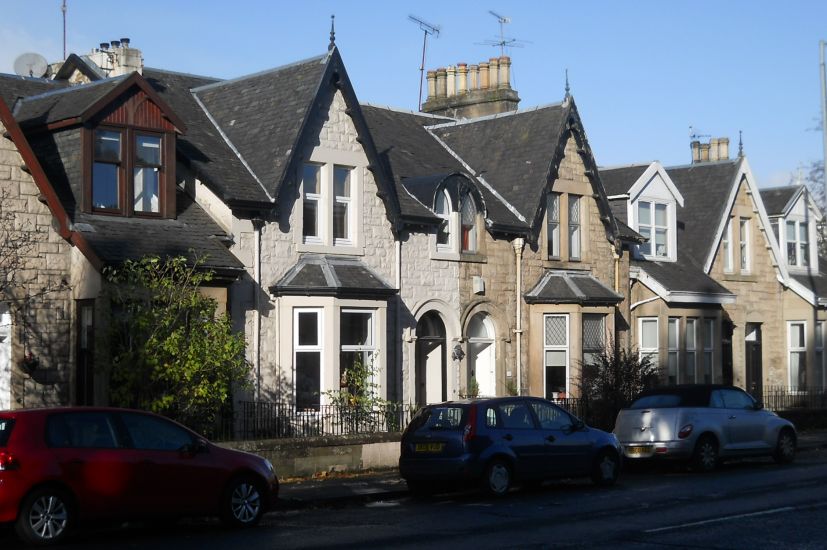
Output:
(89, 127), (167, 216)
(638, 201), (668, 258)
(431, 182), (484, 260)
(786, 220), (809, 267)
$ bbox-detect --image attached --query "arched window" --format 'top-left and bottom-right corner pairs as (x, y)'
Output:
(435, 188), (452, 250)
(460, 194), (477, 253)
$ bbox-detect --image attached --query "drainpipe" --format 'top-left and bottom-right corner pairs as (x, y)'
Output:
(613, 245), (621, 293)
(395, 237), (402, 402)
(512, 237), (525, 395)
(251, 217), (264, 401)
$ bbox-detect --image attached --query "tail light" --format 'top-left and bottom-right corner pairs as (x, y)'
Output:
(678, 424), (693, 439)
(463, 405), (478, 443)
(0, 451), (19, 471)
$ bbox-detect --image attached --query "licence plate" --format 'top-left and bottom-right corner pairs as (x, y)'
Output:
(626, 445), (650, 456)
(415, 443), (444, 453)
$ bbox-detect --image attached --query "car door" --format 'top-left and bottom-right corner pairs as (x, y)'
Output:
(45, 411), (134, 519)
(489, 400), (543, 479)
(720, 388), (767, 450)
(118, 412), (225, 517)
(529, 399), (592, 477)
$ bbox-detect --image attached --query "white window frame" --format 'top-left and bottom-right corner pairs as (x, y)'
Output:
(460, 193), (478, 254)
(294, 308), (324, 410)
(333, 165), (353, 246)
(435, 188), (454, 253)
(638, 317), (659, 368)
(784, 218), (811, 269)
(301, 163), (323, 244)
(637, 200), (670, 259)
(547, 192), (561, 259)
(543, 313), (569, 397)
(667, 317), (680, 385)
(339, 308), (377, 395)
(722, 218), (733, 273)
(787, 321), (807, 390)
(568, 195), (581, 261)
(739, 217), (751, 273)
(703, 318), (714, 384)
(685, 318), (697, 383)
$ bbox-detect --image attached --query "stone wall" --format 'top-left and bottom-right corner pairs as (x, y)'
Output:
(0, 121), (75, 408)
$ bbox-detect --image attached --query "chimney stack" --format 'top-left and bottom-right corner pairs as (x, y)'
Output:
(86, 38), (144, 77)
(421, 55), (520, 119)
(691, 136), (731, 164)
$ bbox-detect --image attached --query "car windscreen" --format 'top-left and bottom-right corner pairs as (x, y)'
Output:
(629, 394), (684, 409)
(0, 418), (14, 447)
(422, 406), (466, 430)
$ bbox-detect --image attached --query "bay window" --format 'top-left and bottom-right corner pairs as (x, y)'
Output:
(788, 321), (806, 390)
(339, 310), (376, 396)
(295, 309), (323, 411)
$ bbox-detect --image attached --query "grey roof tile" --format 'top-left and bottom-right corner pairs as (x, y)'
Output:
(0, 73), (68, 109)
(13, 75), (128, 128)
(525, 270), (623, 305)
(599, 164), (649, 196)
(633, 258), (733, 297)
(760, 185), (802, 216)
(271, 255), (396, 298)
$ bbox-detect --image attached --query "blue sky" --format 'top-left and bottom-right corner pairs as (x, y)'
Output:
(2, 1), (826, 188)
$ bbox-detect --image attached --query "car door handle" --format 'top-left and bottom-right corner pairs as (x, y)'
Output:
(545, 435), (556, 443)
(503, 434), (513, 441)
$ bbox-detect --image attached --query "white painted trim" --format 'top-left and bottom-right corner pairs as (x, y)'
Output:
(628, 161), (685, 207)
(632, 267), (736, 304)
(786, 320), (807, 389)
(542, 313), (570, 397)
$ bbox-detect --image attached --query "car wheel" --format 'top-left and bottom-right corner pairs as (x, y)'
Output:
(691, 435), (718, 473)
(15, 487), (73, 546)
(482, 459), (512, 497)
(591, 450), (620, 486)
(221, 476), (264, 528)
(773, 429), (796, 464)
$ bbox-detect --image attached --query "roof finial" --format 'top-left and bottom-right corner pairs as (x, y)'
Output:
(564, 68), (571, 99)
(738, 130), (744, 157)
(329, 14), (336, 51)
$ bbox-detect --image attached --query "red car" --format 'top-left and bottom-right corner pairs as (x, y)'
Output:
(0, 407), (278, 546)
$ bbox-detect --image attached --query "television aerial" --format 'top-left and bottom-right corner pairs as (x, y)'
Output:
(13, 53), (48, 78)
(408, 15), (441, 111)
(478, 11), (530, 57)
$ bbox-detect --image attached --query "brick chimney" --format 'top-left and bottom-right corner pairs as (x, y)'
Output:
(691, 137), (730, 164)
(421, 55), (520, 119)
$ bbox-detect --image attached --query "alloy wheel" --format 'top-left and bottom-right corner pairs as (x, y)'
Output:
(230, 482), (262, 524)
(28, 495), (69, 540)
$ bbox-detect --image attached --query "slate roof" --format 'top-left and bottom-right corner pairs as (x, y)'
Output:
(72, 189), (243, 274)
(760, 185), (802, 216)
(428, 103), (569, 223)
(143, 67), (271, 205)
(191, 54), (329, 201)
(632, 259), (733, 297)
(666, 159), (742, 267)
(13, 75), (128, 128)
(270, 255), (396, 298)
(524, 270), (623, 305)
(0, 73), (67, 111)
(791, 272), (827, 304)
(599, 164), (649, 197)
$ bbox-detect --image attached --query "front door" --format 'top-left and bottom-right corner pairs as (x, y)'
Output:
(745, 323), (762, 399)
(467, 314), (495, 397)
(75, 301), (95, 406)
(415, 312), (446, 406)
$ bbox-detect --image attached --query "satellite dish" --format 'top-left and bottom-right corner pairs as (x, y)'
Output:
(13, 53), (49, 78)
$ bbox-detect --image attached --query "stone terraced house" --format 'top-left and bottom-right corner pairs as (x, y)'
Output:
(603, 139), (827, 399)
(5, 36), (819, 415)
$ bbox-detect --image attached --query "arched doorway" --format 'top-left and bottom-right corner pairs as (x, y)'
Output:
(415, 312), (446, 405)
(467, 313), (495, 396)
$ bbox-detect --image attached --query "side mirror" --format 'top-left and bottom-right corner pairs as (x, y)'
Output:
(753, 401), (764, 411)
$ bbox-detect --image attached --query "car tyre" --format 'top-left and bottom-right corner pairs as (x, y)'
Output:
(773, 429), (796, 465)
(691, 435), (718, 473)
(482, 459), (512, 497)
(591, 449), (620, 486)
(15, 487), (73, 546)
(220, 475), (265, 528)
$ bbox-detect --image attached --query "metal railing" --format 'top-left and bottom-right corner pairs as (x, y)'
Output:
(762, 386), (827, 411)
(227, 401), (418, 441)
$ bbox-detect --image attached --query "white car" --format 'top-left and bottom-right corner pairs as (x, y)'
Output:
(613, 384), (796, 471)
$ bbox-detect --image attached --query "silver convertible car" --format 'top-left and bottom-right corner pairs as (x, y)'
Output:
(613, 385), (796, 471)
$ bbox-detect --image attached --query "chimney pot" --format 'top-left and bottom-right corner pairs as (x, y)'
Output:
(120, 37), (130, 47)
(426, 70), (436, 101)
(479, 62), (490, 89)
(709, 138), (719, 161)
(719, 137), (729, 160)
(110, 40), (121, 48)
(700, 143), (710, 162)
(435, 68), (447, 98)
(499, 56), (511, 89)
(446, 66), (456, 97)
(99, 43), (109, 50)
(469, 64), (479, 90)
(457, 63), (468, 94)
(691, 140), (700, 163)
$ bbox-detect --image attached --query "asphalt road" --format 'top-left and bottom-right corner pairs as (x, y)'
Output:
(4, 450), (827, 549)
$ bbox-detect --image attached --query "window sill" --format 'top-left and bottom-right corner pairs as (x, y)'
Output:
(431, 251), (487, 263)
(722, 273), (757, 283)
(297, 242), (364, 256)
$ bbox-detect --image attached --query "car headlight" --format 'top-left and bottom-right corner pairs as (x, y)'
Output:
(264, 459), (274, 474)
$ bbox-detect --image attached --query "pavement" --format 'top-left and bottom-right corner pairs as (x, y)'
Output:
(275, 429), (827, 511)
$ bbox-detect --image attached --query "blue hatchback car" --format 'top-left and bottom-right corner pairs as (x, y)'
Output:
(399, 396), (622, 496)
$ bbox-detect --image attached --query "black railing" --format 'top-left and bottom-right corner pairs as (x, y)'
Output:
(762, 386), (827, 411)
(229, 401), (418, 441)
